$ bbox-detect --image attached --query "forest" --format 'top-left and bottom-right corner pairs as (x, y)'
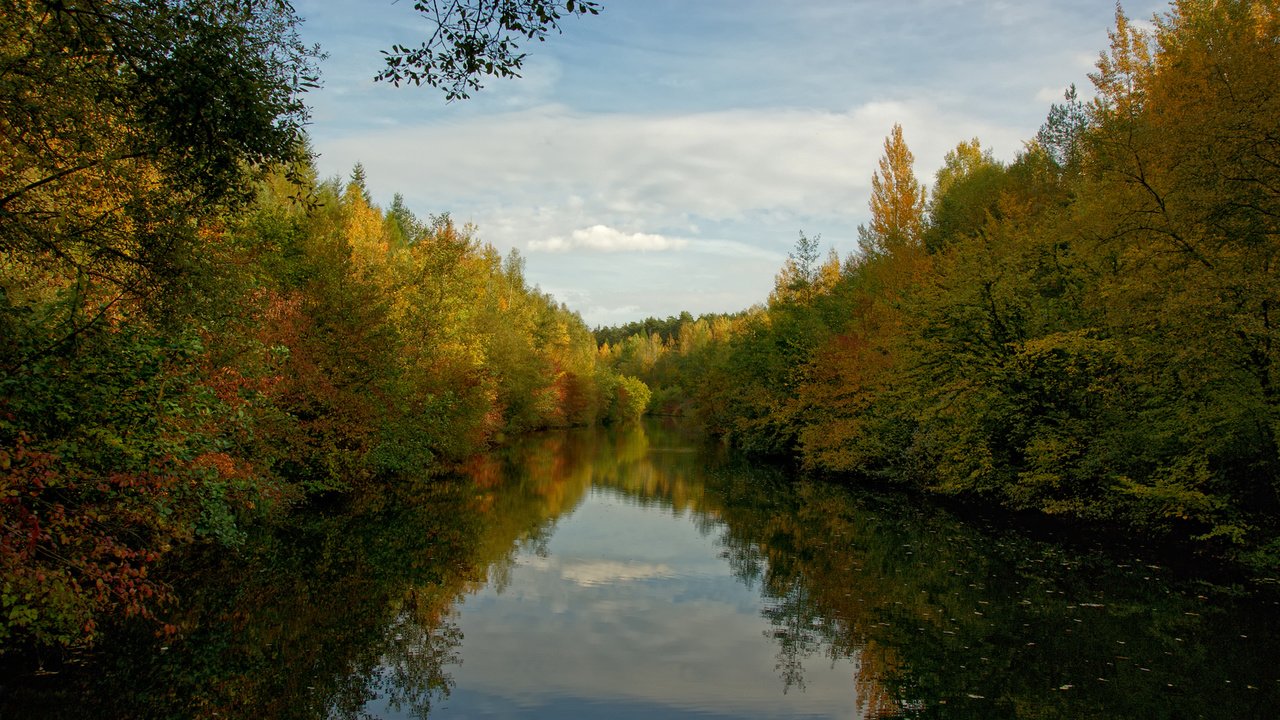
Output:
(596, 2), (1280, 578)
(3, 0), (1278, 668)
(0, 0), (644, 653)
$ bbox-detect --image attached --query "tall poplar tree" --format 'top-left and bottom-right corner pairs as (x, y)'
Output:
(858, 124), (926, 257)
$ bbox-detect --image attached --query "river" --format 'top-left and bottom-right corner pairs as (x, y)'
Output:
(7, 420), (1279, 718)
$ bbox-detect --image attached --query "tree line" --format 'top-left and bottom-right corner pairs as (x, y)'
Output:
(0, 1), (643, 652)
(596, 1), (1280, 576)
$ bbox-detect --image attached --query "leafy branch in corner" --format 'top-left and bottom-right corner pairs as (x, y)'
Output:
(376, 0), (601, 100)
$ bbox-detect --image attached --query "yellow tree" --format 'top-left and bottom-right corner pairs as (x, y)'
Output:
(929, 138), (991, 211)
(1080, 0), (1280, 550)
(858, 123), (926, 258)
(793, 126), (932, 473)
(0, 1), (317, 646)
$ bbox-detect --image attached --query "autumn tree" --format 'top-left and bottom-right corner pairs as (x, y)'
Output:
(784, 126), (933, 474)
(1, 0), (319, 648)
(0, 0), (621, 656)
(857, 124), (927, 258)
(622, 1), (1280, 575)
(1077, 0), (1280, 551)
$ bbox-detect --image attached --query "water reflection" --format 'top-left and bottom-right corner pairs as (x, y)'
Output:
(435, 420), (1280, 718)
(9, 420), (1279, 719)
(4, 482), (488, 720)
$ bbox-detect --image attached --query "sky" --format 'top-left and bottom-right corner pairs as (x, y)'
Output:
(291, 0), (1166, 328)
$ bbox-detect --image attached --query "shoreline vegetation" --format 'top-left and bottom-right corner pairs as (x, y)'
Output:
(0, 157), (652, 653)
(2, 0), (1278, 670)
(0, 0), (643, 655)
(592, 4), (1280, 584)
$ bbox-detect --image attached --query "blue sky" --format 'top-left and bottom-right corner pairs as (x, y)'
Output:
(292, 0), (1164, 327)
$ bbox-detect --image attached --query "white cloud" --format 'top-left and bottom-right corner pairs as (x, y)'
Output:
(559, 559), (675, 587)
(690, 238), (787, 263)
(529, 224), (689, 253)
(311, 101), (1023, 325)
(299, 0), (1171, 325)
(318, 100), (1022, 236)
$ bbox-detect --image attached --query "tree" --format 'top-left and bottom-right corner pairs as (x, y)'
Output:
(385, 193), (423, 247)
(376, 0), (602, 100)
(923, 138), (1006, 252)
(771, 232), (824, 303)
(857, 124), (926, 258)
(348, 162), (373, 205)
(930, 139), (993, 206)
(1034, 84), (1089, 171)
(1, 2), (321, 646)
(0, 0), (319, 365)
(605, 374), (651, 424)
(1079, 0), (1280, 552)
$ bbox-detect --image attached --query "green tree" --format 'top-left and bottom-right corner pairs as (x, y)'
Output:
(771, 232), (824, 303)
(1, 0), (319, 649)
(605, 374), (651, 425)
(1034, 84), (1089, 171)
(923, 138), (1006, 252)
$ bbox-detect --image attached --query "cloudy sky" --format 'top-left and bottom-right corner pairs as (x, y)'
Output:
(291, 0), (1164, 327)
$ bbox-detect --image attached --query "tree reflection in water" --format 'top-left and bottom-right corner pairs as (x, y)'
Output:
(479, 421), (1280, 719)
(9, 420), (1278, 719)
(6, 481), (487, 720)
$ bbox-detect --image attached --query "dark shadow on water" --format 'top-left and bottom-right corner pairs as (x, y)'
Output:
(1, 480), (487, 720)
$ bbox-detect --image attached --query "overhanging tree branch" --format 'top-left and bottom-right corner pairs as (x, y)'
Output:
(376, 0), (600, 101)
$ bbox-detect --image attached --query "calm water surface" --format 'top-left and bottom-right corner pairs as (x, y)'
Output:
(8, 420), (1280, 718)
(405, 488), (859, 719)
